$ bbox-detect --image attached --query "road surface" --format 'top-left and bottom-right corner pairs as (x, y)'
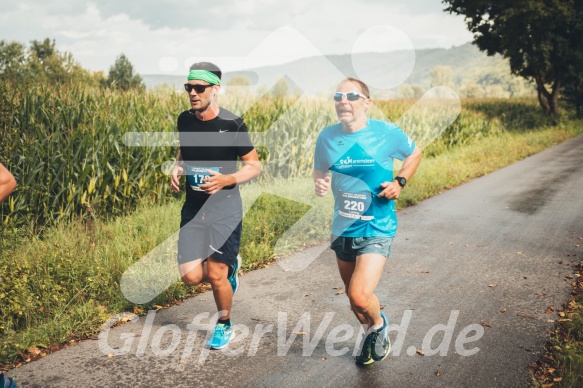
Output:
(8, 135), (583, 387)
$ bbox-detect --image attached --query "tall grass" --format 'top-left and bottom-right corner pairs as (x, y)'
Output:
(1, 83), (184, 229)
(1, 84), (545, 232)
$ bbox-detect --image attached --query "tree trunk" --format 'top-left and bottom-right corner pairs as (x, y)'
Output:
(534, 76), (560, 116)
(549, 79), (560, 116)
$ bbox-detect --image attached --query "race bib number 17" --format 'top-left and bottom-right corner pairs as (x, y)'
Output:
(186, 165), (220, 191)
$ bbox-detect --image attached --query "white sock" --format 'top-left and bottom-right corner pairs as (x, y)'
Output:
(371, 322), (383, 332)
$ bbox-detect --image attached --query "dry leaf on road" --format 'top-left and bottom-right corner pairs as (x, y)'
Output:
(545, 306), (554, 314)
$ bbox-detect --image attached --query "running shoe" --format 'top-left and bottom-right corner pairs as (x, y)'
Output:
(354, 332), (374, 366)
(207, 323), (235, 349)
(228, 255), (242, 296)
(371, 312), (391, 361)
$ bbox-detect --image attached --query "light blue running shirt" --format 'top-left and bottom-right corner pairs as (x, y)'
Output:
(314, 118), (415, 237)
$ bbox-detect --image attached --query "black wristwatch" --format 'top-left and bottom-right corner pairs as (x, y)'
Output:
(394, 176), (407, 188)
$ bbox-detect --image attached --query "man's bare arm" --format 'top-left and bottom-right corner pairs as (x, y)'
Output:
(0, 163), (17, 203)
(378, 146), (422, 199)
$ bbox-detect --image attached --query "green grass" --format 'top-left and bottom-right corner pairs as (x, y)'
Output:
(2, 116), (582, 368)
(556, 291), (583, 387)
(531, 267), (583, 387)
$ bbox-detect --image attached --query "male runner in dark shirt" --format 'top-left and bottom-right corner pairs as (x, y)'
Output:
(170, 62), (260, 349)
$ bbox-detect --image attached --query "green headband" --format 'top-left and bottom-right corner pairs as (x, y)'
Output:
(187, 70), (221, 85)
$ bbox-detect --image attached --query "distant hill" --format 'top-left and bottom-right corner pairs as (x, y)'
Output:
(142, 43), (534, 98)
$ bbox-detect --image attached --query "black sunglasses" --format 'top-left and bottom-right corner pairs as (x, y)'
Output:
(184, 83), (214, 93)
(333, 92), (368, 102)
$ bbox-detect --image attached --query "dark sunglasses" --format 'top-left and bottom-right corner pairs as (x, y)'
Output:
(184, 83), (214, 93)
(333, 92), (368, 102)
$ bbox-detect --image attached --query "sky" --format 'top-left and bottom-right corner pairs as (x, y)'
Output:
(0, 0), (474, 75)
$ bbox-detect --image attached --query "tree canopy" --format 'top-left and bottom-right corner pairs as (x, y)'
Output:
(105, 54), (145, 92)
(443, 0), (583, 115)
(0, 39), (145, 92)
(0, 38), (101, 86)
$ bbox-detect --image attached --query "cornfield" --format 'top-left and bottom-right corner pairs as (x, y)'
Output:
(1, 83), (183, 229)
(1, 81), (539, 231)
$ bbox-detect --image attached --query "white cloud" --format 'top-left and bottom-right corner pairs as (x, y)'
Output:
(0, 0), (473, 74)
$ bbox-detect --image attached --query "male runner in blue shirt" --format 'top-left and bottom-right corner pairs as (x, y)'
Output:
(314, 78), (421, 366)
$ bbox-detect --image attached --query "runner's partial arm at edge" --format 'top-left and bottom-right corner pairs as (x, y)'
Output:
(0, 163), (17, 203)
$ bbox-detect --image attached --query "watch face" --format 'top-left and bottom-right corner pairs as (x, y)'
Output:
(397, 177), (406, 187)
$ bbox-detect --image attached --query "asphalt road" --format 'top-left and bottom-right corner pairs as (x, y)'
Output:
(7, 135), (583, 387)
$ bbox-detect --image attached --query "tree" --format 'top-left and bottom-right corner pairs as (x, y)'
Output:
(460, 81), (484, 98)
(399, 83), (415, 99)
(411, 84), (426, 99)
(271, 77), (289, 98)
(443, 0), (583, 116)
(484, 85), (509, 98)
(28, 39), (69, 84)
(562, 76), (583, 118)
(0, 40), (27, 80)
(30, 38), (56, 64)
(562, 43), (583, 118)
(227, 75), (251, 87)
(430, 66), (454, 89)
(106, 54), (144, 91)
(226, 75), (252, 96)
(1, 38), (92, 85)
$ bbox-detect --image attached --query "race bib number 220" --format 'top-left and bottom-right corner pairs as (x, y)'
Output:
(338, 191), (373, 221)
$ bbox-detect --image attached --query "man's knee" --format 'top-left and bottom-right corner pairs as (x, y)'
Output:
(206, 267), (226, 286)
(181, 271), (203, 286)
(348, 289), (373, 312)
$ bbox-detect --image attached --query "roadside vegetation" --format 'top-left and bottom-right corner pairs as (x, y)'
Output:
(531, 263), (583, 388)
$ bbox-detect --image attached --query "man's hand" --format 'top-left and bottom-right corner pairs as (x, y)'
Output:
(314, 176), (331, 197)
(200, 169), (236, 195)
(378, 180), (402, 199)
(170, 162), (184, 193)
